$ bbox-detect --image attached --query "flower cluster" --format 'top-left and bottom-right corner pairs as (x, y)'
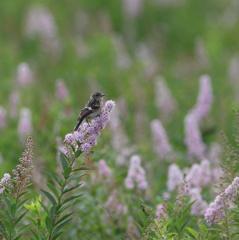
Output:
(186, 159), (211, 188)
(174, 178), (189, 212)
(151, 119), (172, 159)
(0, 137), (34, 194)
(167, 163), (183, 191)
(0, 173), (12, 194)
(189, 188), (208, 216)
(204, 177), (239, 224)
(64, 100), (115, 153)
(124, 155), (148, 191)
(154, 76), (178, 120)
(16, 62), (33, 86)
(18, 108), (33, 143)
(0, 106), (7, 130)
(191, 75), (213, 122)
(98, 159), (112, 178)
(24, 4), (61, 56)
(12, 136), (34, 187)
(55, 79), (69, 100)
(184, 113), (206, 160)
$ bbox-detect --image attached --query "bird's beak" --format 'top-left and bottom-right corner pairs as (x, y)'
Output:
(101, 94), (105, 97)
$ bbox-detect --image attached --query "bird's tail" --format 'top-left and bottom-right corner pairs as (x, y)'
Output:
(74, 118), (83, 131)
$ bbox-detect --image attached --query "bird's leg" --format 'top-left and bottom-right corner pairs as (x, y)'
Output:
(86, 119), (91, 127)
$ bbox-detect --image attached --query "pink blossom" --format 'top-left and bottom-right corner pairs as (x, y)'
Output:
(156, 204), (168, 220)
(18, 108), (32, 143)
(64, 100), (115, 153)
(123, 0), (142, 17)
(125, 155), (148, 191)
(16, 62), (33, 86)
(204, 193), (228, 224)
(55, 79), (69, 100)
(98, 159), (112, 178)
(190, 75), (213, 122)
(24, 4), (61, 56)
(225, 177), (239, 201)
(9, 91), (20, 119)
(0, 106), (7, 129)
(151, 119), (172, 159)
(105, 190), (127, 219)
(190, 188), (208, 216)
(205, 176), (239, 223)
(167, 164), (183, 191)
(154, 76), (177, 119)
(184, 113), (206, 160)
(186, 160), (211, 188)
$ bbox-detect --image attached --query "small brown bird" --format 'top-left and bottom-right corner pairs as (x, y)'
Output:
(74, 92), (105, 131)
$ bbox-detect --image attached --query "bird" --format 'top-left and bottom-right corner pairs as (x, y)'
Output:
(74, 92), (105, 131)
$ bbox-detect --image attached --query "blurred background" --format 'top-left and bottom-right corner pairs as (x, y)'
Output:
(1, 0), (239, 238)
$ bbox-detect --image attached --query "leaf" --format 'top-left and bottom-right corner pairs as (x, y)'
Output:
(199, 224), (207, 236)
(138, 209), (146, 225)
(67, 174), (86, 183)
(74, 149), (82, 158)
(43, 169), (62, 186)
(62, 194), (84, 205)
(0, 229), (8, 240)
(63, 166), (72, 179)
(40, 189), (57, 206)
(63, 183), (83, 194)
(60, 152), (69, 170)
(51, 231), (63, 240)
(10, 203), (16, 217)
(14, 209), (29, 227)
(14, 235), (22, 240)
(2, 194), (12, 208)
(45, 216), (53, 234)
(73, 167), (92, 172)
(186, 227), (198, 238)
(55, 212), (74, 226)
(47, 183), (59, 199)
(57, 202), (74, 215)
(53, 218), (72, 235)
(29, 229), (40, 240)
(38, 201), (52, 219)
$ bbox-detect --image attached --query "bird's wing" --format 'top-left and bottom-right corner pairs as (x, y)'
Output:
(77, 107), (93, 121)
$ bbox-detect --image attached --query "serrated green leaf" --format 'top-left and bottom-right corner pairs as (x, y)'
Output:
(63, 183), (83, 194)
(43, 169), (62, 186)
(55, 212), (74, 226)
(60, 152), (69, 170)
(47, 183), (59, 199)
(67, 174), (86, 183)
(62, 194), (84, 204)
(63, 166), (72, 179)
(40, 189), (57, 206)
